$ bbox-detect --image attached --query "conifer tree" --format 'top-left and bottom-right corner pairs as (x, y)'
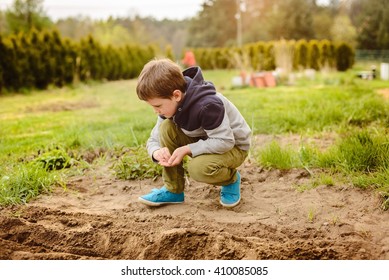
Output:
(29, 29), (46, 89)
(336, 42), (354, 71)
(308, 40), (320, 70)
(294, 40), (309, 70)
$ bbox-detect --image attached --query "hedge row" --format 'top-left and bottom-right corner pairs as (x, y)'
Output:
(193, 39), (355, 72)
(0, 30), (155, 93)
(0, 32), (355, 93)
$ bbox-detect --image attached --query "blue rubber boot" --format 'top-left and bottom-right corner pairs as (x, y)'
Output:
(138, 186), (184, 206)
(220, 171), (241, 207)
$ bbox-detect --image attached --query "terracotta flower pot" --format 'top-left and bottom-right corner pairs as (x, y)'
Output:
(264, 72), (276, 87)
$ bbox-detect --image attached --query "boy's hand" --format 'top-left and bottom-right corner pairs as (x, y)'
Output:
(167, 145), (191, 166)
(153, 147), (171, 164)
(157, 146), (191, 167)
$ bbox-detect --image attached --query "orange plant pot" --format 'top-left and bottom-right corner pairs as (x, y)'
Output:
(264, 72), (276, 87)
(251, 74), (266, 88)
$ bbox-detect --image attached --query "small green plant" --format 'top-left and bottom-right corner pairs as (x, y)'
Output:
(33, 147), (76, 171)
(381, 194), (389, 211)
(113, 147), (162, 180)
(307, 208), (316, 223)
(294, 173), (334, 192)
(315, 173), (335, 186)
(331, 214), (339, 225)
(295, 183), (316, 193)
(273, 204), (282, 215)
(298, 143), (318, 169)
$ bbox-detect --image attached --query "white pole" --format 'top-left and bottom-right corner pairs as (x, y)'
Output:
(381, 63), (389, 80)
(236, 0), (242, 47)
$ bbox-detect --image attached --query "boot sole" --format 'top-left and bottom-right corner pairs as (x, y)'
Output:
(220, 197), (241, 208)
(138, 197), (184, 206)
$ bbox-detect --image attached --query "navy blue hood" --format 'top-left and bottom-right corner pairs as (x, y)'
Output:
(174, 67), (225, 131)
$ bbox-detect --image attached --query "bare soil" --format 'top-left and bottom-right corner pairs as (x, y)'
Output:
(1, 136), (388, 260)
(378, 88), (389, 101)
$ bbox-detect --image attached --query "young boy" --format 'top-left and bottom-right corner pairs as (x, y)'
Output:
(136, 58), (251, 208)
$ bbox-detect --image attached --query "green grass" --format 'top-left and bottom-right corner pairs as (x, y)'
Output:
(0, 163), (63, 205)
(0, 80), (156, 162)
(318, 130), (389, 173)
(0, 63), (388, 208)
(257, 141), (299, 170)
(225, 78), (388, 135)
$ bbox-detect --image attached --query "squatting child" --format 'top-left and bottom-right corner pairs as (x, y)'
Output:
(136, 58), (251, 207)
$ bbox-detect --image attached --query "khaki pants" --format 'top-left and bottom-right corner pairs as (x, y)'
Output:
(159, 119), (248, 193)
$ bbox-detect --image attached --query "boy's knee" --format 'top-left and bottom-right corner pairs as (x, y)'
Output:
(188, 158), (218, 183)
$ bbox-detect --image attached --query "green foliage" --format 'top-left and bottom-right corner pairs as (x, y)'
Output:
(353, 0), (389, 49)
(335, 42), (355, 71)
(319, 40), (336, 69)
(330, 15), (357, 48)
(0, 30), (155, 92)
(5, 0), (52, 33)
(194, 39), (352, 72)
(269, 0), (315, 40)
(187, 0), (237, 48)
(32, 147), (76, 171)
(113, 147), (162, 180)
(247, 42), (266, 71)
(93, 21), (133, 47)
(263, 42), (276, 71)
(308, 40), (320, 70)
(165, 45), (175, 61)
(294, 39), (309, 70)
(0, 164), (60, 205)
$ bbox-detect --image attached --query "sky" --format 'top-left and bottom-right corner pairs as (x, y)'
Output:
(0, 0), (205, 21)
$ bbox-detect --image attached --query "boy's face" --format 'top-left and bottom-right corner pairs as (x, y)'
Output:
(146, 90), (183, 119)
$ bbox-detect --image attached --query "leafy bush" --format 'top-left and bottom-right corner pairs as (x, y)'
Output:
(294, 39), (309, 70)
(0, 30), (155, 93)
(335, 42), (355, 71)
(33, 148), (76, 171)
(193, 39), (351, 72)
(308, 40), (320, 70)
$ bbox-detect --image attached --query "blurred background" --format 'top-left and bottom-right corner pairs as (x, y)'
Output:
(1, 0), (388, 59)
(0, 0), (388, 92)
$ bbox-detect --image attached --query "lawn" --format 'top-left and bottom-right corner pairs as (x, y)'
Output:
(0, 64), (388, 208)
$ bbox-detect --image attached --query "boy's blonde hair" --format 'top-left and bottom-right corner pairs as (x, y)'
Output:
(136, 58), (187, 101)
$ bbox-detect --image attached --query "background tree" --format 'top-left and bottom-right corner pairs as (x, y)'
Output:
(55, 17), (94, 41)
(242, 0), (277, 42)
(93, 19), (133, 47)
(187, 0), (237, 47)
(351, 0), (389, 49)
(5, 0), (52, 33)
(331, 14), (357, 47)
(312, 6), (333, 40)
(269, 0), (315, 40)
(0, 10), (8, 33)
